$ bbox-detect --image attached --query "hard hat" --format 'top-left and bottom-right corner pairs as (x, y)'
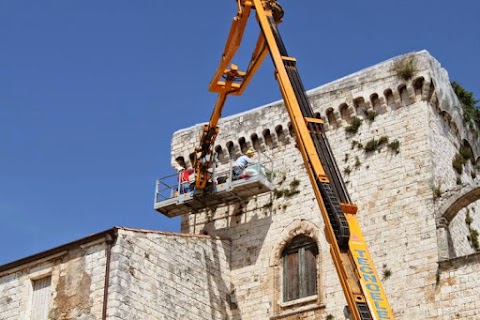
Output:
(246, 149), (255, 155)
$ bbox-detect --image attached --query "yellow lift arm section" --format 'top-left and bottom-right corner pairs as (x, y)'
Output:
(193, 1), (394, 319)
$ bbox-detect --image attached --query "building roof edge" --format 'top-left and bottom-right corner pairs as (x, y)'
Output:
(0, 227), (118, 273)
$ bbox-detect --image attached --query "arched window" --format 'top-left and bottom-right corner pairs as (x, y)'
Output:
(282, 235), (318, 302)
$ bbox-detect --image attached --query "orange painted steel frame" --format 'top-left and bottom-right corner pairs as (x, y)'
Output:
(193, 1), (394, 318)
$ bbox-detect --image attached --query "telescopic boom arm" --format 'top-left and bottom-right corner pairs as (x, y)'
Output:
(193, 2), (394, 319)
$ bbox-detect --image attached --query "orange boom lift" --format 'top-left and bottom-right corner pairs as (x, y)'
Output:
(191, 1), (394, 319)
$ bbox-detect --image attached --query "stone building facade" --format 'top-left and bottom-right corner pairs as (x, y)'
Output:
(1, 50), (479, 319)
(170, 50), (480, 320)
(0, 228), (231, 320)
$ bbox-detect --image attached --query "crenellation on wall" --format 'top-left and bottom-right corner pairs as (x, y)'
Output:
(171, 51), (477, 177)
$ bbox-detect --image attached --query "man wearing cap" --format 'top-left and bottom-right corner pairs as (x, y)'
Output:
(232, 149), (255, 180)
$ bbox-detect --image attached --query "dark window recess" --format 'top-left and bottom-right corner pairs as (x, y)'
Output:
(282, 235), (318, 302)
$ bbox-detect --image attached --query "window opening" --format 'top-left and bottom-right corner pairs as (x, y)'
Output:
(31, 276), (52, 320)
(238, 137), (248, 153)
(282, 235), (318, 302)
(251, 133), (260, 150)
(263, 129), (273, 148)
(275, 125), (285, 141)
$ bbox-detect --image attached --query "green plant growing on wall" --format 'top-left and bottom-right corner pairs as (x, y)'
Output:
(273, 178), (301, 199)
(345, 117), (362, 134)
(351, 140), (363, 150)
(265, 171), (276, 181)
(469, 229), (479, 251)
(387, 139), (400, 154)
(278, 173), (287, 186)
(431, 182), (443, 200)
(273, 188), (285, 198)
(459, 146), (474, 164)
(364, 139), (378, 153)
(366, 110), (377, 122)
(364, 136), (389, 153)
(391, 55), (417, 80)
(326, 315), (334, 320)
(354, 156), (361, 169)
(378, 136), (389, 145)
(465, 208), (480, 251)
(452, 153), (464, 174)
(382, 265), (392, 280)
(465, 210), (473, 226)
(344, 153), (349, 163)
(290, 178), (300, 188)
(284, 188), (300, 198)
(451, 81), (480, 131)
(343, 166), (352, 175)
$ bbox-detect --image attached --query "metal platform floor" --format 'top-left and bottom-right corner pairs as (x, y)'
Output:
(154, 175), (273, 218)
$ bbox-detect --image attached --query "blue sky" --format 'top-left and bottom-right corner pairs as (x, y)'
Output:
(1, 1), (478, 265)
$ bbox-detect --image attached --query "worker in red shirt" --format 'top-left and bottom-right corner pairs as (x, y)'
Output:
(178, 166), (194, 194)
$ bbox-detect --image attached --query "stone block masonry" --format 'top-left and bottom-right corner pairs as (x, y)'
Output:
(0, 227), (232, 320)
(107, 228), (232, 320)
(170, 50), (480, 319)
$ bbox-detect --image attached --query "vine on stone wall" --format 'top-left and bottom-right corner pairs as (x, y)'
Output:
(431, 181), (443, 200)
(451, 81), (480, 132)
(273, 178), (301, 199)
(345, 117), (362, 134)
(387, 140), (400, 154)
(366, 110), (377, 122)
(354, 156), (361, 169)
(465, 208), (480, 251)
(452, 145), (475, 176)
(452, 153), (464, 174)
(364, 136), (389, 153)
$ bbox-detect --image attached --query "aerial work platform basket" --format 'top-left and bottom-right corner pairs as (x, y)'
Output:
(154, 153), (274, 217)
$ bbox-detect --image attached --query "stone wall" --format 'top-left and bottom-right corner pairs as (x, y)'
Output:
(435, 252), (480, 319)
(169, 50), (480, 319)
(0, 240), (107, 320)
(107, 228), (232, 320)
(0, 228), (232, 320)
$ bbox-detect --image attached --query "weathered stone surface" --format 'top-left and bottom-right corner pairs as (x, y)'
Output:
(170, 50), (480, 320)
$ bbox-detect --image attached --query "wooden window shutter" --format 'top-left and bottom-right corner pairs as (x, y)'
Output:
(31, 276), (52, 320)
(283, 251), (299, 301)
(304, 246), (317, 296)
(282, 235), (318, 302)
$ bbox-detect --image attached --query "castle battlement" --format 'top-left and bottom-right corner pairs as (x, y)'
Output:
(171, 51), (479, 170)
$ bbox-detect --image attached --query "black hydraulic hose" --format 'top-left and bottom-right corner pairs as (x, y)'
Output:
(264, 14), (350, 249)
